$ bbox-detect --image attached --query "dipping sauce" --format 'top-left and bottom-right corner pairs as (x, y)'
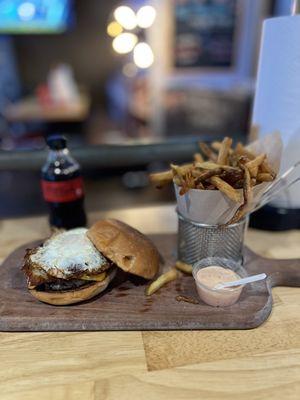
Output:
(195, 266), (243, 307)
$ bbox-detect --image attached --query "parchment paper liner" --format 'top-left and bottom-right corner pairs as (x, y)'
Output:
(175, 133), (283, 225)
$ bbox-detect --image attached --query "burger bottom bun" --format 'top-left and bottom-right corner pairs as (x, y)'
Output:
(29, 268), (117, 306)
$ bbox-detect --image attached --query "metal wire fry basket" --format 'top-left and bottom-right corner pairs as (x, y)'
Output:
(177, 211), (248, 265)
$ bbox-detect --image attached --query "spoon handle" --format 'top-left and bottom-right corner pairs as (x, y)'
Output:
(215, 273), (267, 289)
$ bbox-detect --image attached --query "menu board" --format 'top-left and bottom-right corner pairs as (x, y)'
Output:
(174, 0), (237, 68)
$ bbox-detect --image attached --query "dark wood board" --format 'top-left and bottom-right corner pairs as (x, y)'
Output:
(0, 234), (299, 332)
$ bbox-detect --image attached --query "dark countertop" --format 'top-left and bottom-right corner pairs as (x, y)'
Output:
(0, 170), (173, 219)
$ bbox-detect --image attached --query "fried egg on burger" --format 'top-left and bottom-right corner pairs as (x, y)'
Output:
(22, 219), (160, 306)
(22, 228), (116, 305)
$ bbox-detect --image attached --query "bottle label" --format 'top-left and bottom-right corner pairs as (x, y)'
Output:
(41, 177), (84, 203)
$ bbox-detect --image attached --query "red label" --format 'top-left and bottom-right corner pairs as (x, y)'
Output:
(41, 177), (84, 203)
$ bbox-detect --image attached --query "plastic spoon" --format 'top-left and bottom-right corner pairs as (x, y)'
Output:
(214, 273), (267, 290)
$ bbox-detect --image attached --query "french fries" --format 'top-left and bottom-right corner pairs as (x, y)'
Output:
(149, 170), (173, 187)
(220, 168), (244, 187)
(251, 178), (257, 187)
(175, 261), (193, 275)
(257, 172), (274, 182)
(146, 269), (178, 296)
(196, 181), (205, 190)
(243, 165), (253, 205)
(211, 141), (222, 152)
(245, 154), (266, 178)
(192, 167), (223, 182)
(260, 159), (274, 176)
(149, 163), (194, 188)
(199, 142), (218, 162)
(212, 140), (234, 155)
(227, 165), (252, 225)
(145, 262), (194, 299)
(217, 137), (232, 165)
(249, 125), (259, 143)
(194, 161), (221, 170)
(179, 171), (195, 195)
(194, 153), (204, 163)
(171, 163), (194, 175)
(235, 143), (255, 160)
(194, 161), (238, 172)
(149, 137), (276, 223)
(210, 176), (241, 203)
(173, 174), (183, 187)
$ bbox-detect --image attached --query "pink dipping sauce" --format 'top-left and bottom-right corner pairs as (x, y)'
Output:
(195, 266), (243, 307)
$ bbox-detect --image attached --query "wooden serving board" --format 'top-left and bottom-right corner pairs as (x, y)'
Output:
(0, 234), (299, 331)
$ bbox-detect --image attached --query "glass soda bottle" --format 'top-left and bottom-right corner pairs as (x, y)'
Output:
(41, 134), (87, 229)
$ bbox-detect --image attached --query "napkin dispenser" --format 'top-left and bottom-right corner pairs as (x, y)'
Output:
(251, 0), (300, 229)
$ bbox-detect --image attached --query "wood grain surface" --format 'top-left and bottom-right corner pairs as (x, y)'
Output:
(1, 236), (300, 331)
(0, 205), (300, 399)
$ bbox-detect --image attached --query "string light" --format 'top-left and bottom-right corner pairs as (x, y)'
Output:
(136, 5), (156, 29)
(112, 33), (138, 54)
(107, 21), (123, 37)
(133, 42), (154, 68)
(107, 4), (157, 70)
(114, 6), (137, 30)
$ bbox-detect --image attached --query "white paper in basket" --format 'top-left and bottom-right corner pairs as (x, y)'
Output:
(175, 133), (283, 225)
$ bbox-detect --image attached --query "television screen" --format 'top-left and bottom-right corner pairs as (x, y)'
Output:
(0, 0), (73, 33)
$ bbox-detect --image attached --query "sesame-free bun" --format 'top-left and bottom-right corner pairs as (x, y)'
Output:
(87, 219), (159, 280)
(29, 268), (116, 306)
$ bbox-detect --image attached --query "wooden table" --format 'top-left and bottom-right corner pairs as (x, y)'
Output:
(0, 205), (299, 400)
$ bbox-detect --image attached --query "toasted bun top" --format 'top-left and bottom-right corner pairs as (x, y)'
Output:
(87, 219), (159, 279)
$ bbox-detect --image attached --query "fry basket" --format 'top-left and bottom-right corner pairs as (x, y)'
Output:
(177, 210), (248, 265)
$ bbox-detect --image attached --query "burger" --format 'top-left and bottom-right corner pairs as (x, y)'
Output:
(22, 219), (159, 305)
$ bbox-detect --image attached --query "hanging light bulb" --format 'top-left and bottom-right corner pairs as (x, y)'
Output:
(136, 5), (156, 29)
(114, 6), (137, 30)
(107, 21), (123, 37)
(133, 42), (154, 68)
(112, 33), (138, 54)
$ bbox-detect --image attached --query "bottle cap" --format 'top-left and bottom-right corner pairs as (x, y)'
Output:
(46, 134), (67, 150)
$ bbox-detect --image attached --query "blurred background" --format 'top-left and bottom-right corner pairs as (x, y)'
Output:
(0, 0), (292, 218)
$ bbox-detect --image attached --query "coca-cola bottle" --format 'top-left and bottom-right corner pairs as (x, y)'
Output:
(41, 134), (87, 229)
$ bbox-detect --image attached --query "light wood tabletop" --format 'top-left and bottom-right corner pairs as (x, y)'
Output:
(0, 204), (299, 400)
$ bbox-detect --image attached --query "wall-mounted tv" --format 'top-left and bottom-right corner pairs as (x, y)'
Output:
(0, 0), (73, 33)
